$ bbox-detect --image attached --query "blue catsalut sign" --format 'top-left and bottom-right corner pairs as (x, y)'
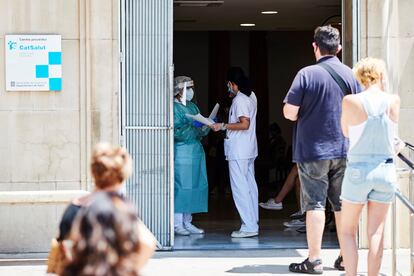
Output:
(5, 35), (62, 91)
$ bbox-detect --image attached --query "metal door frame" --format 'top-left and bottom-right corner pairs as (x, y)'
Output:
(118, 0), (175, 250)
(342, 0), (361, 66)
(343, 0), (366, 249)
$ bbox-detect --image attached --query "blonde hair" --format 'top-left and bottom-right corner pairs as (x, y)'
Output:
(91, 143), (132, 189)
(353, 57), (387, 88)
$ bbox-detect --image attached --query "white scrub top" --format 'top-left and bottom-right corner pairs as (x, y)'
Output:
(224, 91), (258, 161)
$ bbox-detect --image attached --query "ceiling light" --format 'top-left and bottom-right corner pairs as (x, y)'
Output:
(240, 23), (255, 27)
(261, 11), (278, 15)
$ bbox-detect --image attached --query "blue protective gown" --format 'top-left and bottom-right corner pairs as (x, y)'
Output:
(174, 101), (209, 214)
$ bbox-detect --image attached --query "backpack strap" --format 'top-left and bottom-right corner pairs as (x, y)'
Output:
(318, 62), (350, 96)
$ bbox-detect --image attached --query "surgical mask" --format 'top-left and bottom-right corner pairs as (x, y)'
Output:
(227, 83), (236, 95)
(186, 88), (194, 101)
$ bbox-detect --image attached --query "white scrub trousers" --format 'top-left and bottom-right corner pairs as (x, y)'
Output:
(228, 158), (259, 232)
(174, 213), (192, 228)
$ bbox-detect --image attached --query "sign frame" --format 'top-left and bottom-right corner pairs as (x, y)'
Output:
(5, 34), (62, 92)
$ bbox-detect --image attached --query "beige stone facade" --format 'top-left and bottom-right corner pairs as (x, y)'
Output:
(0, 0), (119, 252)
(358, 0), (414, 249)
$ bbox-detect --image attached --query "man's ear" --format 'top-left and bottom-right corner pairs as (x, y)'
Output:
(336, 44), (343, 54)
(312, 42), (318, 51)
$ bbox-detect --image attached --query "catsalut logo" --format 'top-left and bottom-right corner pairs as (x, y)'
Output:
(7, 40), (17, 50)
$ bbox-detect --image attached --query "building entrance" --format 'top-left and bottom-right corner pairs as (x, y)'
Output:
(172, 0), (343, 250)
(120, 0), (360, 250)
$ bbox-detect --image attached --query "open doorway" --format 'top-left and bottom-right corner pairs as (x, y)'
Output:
(173, 0), (342, 250)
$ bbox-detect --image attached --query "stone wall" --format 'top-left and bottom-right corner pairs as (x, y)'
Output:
(0, 0), (119, 252)
(359, 0), (414, 249)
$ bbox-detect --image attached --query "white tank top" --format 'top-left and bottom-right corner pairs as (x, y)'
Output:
(348, 91), (395, 150)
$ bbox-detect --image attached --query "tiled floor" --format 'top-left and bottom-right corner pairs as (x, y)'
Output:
(174, 220), (339, 250)
(174, 195), (339, 250)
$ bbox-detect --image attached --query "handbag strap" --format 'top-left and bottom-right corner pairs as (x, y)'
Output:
(317, 62), (350, 96)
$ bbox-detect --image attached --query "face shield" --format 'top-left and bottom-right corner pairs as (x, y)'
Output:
(174, 77), (194, 106)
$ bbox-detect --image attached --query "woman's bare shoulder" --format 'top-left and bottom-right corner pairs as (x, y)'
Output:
(389, 93), (400, 104)
(72, 194), (92, 206)
(342, 94), (361, 107)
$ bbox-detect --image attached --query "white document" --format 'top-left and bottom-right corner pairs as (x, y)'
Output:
(186, 103), (220, 126)
(186, 113), (215, 126)
(208, 103), (220, 120)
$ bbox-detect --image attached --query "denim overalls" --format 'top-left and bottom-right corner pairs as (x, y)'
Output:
(341, 91), (396, 204)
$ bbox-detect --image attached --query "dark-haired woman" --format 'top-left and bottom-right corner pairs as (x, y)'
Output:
(62, 192), (147, 276)
(210, 67), (259, 238)
(47, 143), (156, 275)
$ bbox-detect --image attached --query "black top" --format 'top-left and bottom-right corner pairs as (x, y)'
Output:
(57, 203), (81, 241)
(57, 192), (126, 241)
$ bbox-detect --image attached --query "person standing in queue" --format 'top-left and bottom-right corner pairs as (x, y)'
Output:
(173, 76), (210, 236)
(284, 26), (362, 274)
(210, 67), (259, 238)
(340, 58), (400, 275)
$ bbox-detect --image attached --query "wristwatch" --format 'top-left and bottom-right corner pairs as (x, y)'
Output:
(220, 123), (227, 131)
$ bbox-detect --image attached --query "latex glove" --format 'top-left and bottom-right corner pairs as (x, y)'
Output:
(210, 123), (223, 132)
(193, 120), (204, 128)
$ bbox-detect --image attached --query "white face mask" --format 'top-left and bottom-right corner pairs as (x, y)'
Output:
(227, 82), (237, 95)
(186, 88), (194, 101)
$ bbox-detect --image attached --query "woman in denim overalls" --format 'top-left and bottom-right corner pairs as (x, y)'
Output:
(340, 58), (400, 275)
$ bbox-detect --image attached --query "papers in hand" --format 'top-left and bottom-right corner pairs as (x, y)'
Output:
(186, 103), (220, 126)
(209, 103), (220, 121)
(186, 113), (215, 126)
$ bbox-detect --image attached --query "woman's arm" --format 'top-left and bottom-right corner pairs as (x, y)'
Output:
(341, 96), (351, 138)
(174, 110), (199, 142)
(389, 94), (401, 123)
(135, 221), (156, 271)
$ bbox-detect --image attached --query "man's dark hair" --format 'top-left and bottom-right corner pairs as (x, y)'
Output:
(227, 67), (251, 97)
(314, 26), (340, 56)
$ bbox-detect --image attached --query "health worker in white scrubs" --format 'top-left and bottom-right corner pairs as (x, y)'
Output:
(210, 67), (259, 238)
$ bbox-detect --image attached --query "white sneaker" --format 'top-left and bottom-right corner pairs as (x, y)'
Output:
(184, 223), (205, 234)
(283, 219), (305, 228)
(231, 230), (259, 238)
(259, 198), (283, 210)
(175, 226), (190, 236)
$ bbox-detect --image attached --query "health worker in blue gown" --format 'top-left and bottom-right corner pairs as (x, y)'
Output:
(173, 76), (209, 236)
